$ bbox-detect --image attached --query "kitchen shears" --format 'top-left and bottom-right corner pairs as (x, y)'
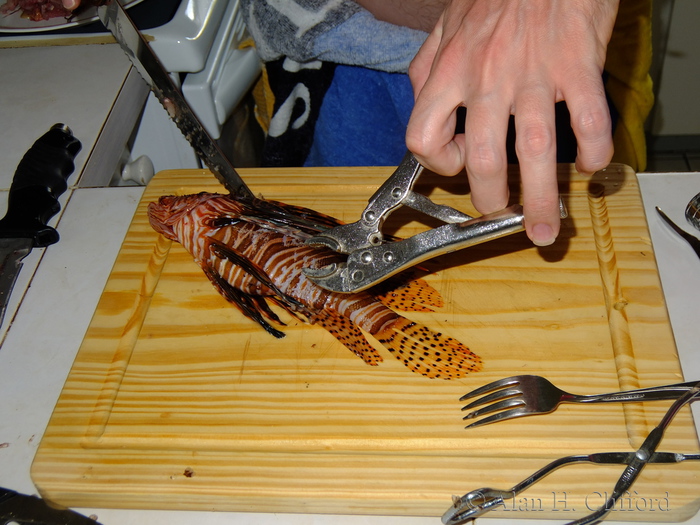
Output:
(304, 151), (567, 293)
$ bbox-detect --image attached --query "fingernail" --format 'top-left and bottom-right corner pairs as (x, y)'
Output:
(530, 223), (555, 247)
(63, 0), (76, 8)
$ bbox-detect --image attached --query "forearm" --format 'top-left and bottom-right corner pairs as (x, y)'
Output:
(353, 0), (447, 32)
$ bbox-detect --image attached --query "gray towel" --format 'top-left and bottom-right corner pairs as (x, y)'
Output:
(241, 0), (426, 73)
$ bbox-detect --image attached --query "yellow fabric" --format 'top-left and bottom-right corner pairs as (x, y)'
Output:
(239, 38), (275, 133)
(605, 0), (654, 171)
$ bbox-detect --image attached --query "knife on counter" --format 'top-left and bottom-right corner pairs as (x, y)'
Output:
(1, 486), (102, 525)
(0, 124), (81, 327)
(97, 0), (254, 201)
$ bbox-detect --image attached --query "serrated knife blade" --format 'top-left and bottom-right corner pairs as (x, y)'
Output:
(97, 0), (254, 200)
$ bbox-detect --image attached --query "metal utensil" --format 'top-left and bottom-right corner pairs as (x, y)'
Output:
(443, 451), (700, 524)
(569, 385), (700, 525)
(460, 375), (699, 428)
(97, 0), (254, 200)
(656, 206), (700, 259)
(0, 124), (81, 327)
(685, 191), (700, 231)
(304, 150), (568, 293)
(444, 385), (700, 525)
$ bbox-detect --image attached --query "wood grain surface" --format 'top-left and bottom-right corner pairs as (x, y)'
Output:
(32, 164), (700, 521)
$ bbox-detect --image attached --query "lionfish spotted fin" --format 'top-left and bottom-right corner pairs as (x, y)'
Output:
(376, 277), (444, 313)
(376, 318), (482, 379)
(310, 310), (383, 366)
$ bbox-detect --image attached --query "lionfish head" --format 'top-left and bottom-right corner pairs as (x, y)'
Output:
(147, 192), (222, 240)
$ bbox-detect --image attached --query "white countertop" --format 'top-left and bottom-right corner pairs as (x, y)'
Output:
(0, 44), (133, 191)
(0, 171), (698, 525)
(0, 42), (139, 341)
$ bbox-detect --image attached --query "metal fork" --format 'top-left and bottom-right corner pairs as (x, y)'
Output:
(444, 385), (700, 525)
(460, 375), (699, 428)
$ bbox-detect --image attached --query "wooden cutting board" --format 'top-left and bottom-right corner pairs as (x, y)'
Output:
(32, 164), (700, 521)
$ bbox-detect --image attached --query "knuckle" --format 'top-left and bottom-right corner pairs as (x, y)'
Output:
(574, 104), (611, 140)
(465, 142), (503, 175)
(573, 111), (614, 171)
(515, 124), (554, 159)
(406, 133), (463, 176)
(405, 130), (433, 158)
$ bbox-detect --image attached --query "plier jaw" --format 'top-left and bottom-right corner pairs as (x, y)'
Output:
(304, 151), (566, 293)
(304, 204), (527, 293)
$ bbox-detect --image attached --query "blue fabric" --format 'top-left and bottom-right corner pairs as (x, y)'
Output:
(314, 11), (427, 73)
(304, 65), (414, 167)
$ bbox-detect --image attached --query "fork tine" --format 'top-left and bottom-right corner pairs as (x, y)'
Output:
(463, 397), (525, 420)
(465, 407), (531, 428)
(461, 387), (522, 410)
(459, 376), (522, 401)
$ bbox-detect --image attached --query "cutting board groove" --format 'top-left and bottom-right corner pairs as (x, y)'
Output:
(588, 185), (648, 441)
(32, 164), (700, 521)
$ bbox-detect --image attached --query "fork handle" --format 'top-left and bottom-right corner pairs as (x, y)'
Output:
(565, 380), (699, 404)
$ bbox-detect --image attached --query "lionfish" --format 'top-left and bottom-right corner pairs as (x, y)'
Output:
(147, 192), (481, 379)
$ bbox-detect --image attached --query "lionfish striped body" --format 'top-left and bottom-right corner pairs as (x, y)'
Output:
(148, 192), (481, 379)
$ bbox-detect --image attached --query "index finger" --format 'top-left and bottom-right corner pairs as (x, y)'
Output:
(405, 82), (466, 176)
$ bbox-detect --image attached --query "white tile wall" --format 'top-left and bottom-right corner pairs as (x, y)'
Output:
(649, 0), (700, 136)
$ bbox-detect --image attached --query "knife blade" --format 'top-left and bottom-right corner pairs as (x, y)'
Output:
(0, 124), (81, 327)
(97, 0), (254, 201)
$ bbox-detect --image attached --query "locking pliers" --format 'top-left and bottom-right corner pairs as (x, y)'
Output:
(304, 151), (566, 293)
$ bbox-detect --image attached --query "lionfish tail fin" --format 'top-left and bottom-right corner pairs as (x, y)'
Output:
(310, 311), (383, 366)
(376, 318), (482, 379)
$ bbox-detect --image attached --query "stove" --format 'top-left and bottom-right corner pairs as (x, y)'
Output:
(0, 0), (262, 184)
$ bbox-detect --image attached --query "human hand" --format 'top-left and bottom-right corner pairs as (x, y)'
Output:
(406, 0), (619, 246)
(62, 0), (80, 10)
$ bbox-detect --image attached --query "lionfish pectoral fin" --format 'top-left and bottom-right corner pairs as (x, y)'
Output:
(310, 311), (383, 366)
(376, 318), (482, 379)
(375, 275), (444, 313)
(209, 240), (304, 309)
(250, 295), (288, 326)
(248, 198), (344, 235)
(202, 266), (286, 339)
